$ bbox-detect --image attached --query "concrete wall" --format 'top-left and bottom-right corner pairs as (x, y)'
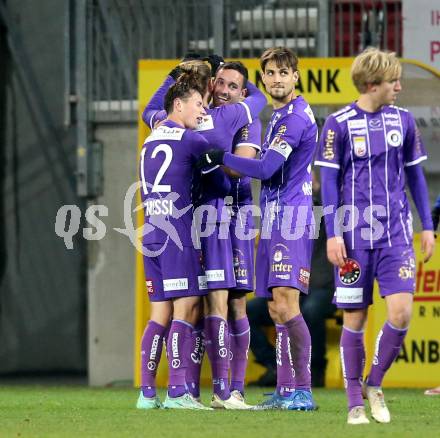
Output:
(88, 123), (138, 386)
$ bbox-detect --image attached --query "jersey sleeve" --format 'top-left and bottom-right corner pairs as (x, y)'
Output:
(314, 115), (343, 169)
(403, 112), (428, 167)
(142, 76), (175, 128)
(233, 118), (262, 152)
(270, 113), (306, 155)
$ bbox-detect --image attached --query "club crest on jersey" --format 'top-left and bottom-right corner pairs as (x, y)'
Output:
(353, 136), (367, 157)
(386, 129), (402, 147)
(273, 250), (283, 263)
(339, 258), (361, 285)
(368, 118), (382, 130)
(194, 114), (214, 132)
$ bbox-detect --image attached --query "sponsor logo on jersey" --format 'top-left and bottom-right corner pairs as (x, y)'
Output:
(205, 269), (225, 282)
(299, 268), (310, 286)
(198, 275), (208, 290)
(146, 279), (154, 295)
(336, 109), (357, 123)
(385, 119), (400, 127)
(399, 266), (415, 280)
(347, 118), (367, 129)
(323, 129), (335, 160)
(304, 105), (316, 123)
(353, 136), (367, 157)
(145, 126), (185, 142)
(368, 118), (382, 130)
(387, 129), (402, 147)
(338, 258), (361, 285)
(269, 137), (292, 159)
(302, 181), (313, 196)
(384, 112), (399, 119)
(163, 278), (188, 291)
(233, 249), (248, 279)
(336, 287), (363, 304)
(273, 250), (283, 263)
(272, 244), (292, 274)
(240, 125), (250, 141)
(194, 114), (214, 131)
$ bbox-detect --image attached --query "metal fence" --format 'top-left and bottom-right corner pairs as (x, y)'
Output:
(85, 0), (402, 122)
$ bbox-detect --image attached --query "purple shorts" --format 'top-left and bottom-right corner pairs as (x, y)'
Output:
(333, 245), (416, 309)
(255, 225), (314, 298)
(200, 223), (236, 290)
(230, 209), (255, 293)
(143, 242), (208, 302)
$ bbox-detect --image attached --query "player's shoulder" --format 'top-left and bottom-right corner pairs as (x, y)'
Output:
(388, 104), (409, 113)
(284, 96), (316, 126)
(144, 124), (186, 143)
(327, 103), (358, 124)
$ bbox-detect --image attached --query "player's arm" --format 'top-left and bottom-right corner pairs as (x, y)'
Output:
(314, 116), (346, 267)
(142, 76), (175, 128)
(223, 120), (261, 178)
(432, 195), (440, 232)
(190, 133), (231, 195)
(403, 112), (434, 262)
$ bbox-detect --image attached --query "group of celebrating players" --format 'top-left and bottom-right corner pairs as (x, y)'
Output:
(136, 46), (435, 424)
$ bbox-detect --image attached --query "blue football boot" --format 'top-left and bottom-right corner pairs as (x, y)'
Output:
(286, 390), (317, 411)
(253, 390), (297, 410)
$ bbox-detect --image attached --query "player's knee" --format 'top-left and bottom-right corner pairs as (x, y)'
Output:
(228, 297), (247, 320)
(388, 307), (412, 329)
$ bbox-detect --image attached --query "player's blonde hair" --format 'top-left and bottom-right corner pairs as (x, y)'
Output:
(177, 60), (212, 95)
(351, 47), (402, 93)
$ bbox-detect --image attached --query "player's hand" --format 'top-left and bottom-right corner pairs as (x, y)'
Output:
(327, 236), (347, 268)
(169, 66), (183, 80)
(203, 54), (225, 76)
(421, 230), (435, 263)
(196, 149), (225, 169)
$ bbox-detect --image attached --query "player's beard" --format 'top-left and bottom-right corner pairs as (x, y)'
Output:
(268, 85), (295, 104)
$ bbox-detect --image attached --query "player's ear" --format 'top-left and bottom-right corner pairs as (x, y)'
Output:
(174, 98), (182, 113)
(208, 78), (214, 93)
(240, 87), (247, 99)
(293, 70), (299, 83)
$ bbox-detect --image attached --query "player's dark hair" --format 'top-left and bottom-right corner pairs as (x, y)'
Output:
(216, 61), (249, 88)
(164, 73), (204, 114)
(260, 47), (299, 73)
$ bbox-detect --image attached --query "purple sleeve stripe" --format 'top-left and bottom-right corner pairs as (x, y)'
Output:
(235, 142), (261, 151)
(238, 101), (252, 124)
(314, 160), (340, 169)
(404, 156), (427, 167)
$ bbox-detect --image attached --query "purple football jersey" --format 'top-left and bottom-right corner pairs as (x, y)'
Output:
(229, 118), (262, 207)
(315, 103), (427, 249)
(260, 96), (317, 227)
(139, 120), (212, 246)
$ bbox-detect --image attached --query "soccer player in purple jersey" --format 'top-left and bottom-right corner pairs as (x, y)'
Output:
(137, 75), (227, 410)
(142, 60), (266, 409)
(203, 62), (261, 407)
(315, 48), (435, 424)
(198, 47), (318, 411)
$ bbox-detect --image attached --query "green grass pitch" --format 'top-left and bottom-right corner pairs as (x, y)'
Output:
(1, 386), (439, 437)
